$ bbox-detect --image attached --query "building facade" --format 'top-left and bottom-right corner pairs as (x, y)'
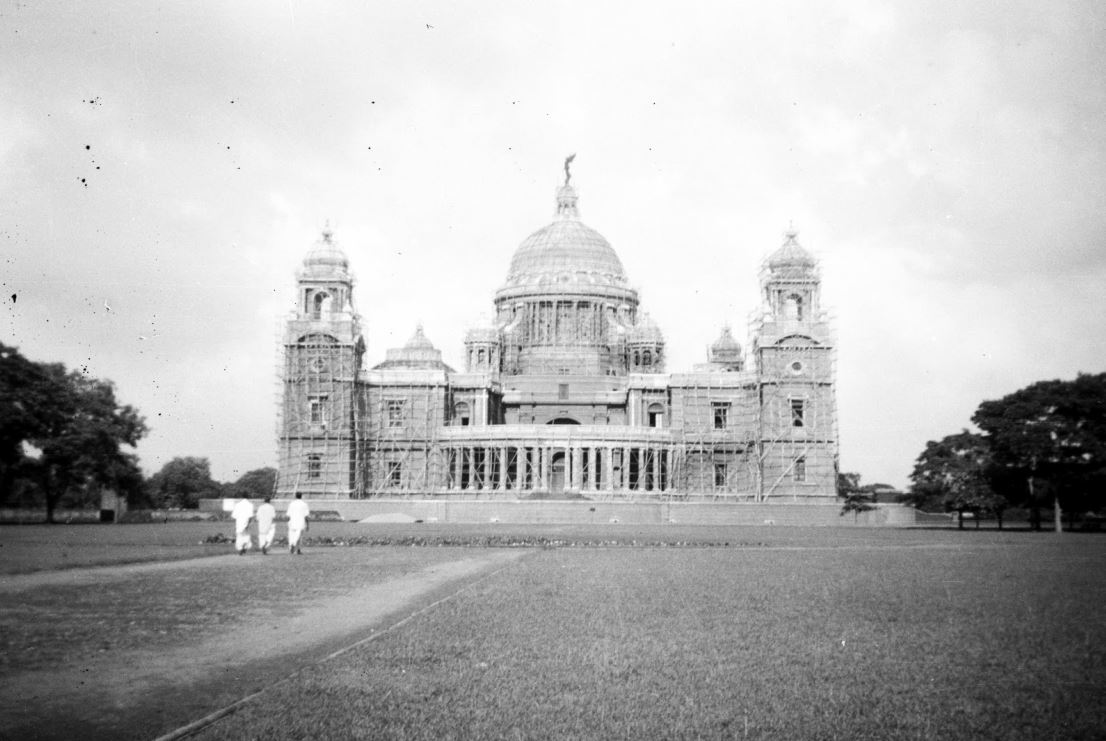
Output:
(277, 167), (837, 501)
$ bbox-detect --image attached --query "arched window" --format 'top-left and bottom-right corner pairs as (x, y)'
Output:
(477, 348), (486, 364)
(312, 292), (332, 319)
(633, 351), (641, 367)
(783, 293), (803, 320)
(454, 402), (471, 427)
(642, 349), (652, 366)
(647, 403), (665, 428)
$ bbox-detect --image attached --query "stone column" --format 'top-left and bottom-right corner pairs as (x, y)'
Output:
(664, 447), (673, 493)
(497, 446), (507, 491)
(604, 446), (614, 493)
(532, 447), (540, 491)
(571, 446), (583, 491)
(639, 447), (648, 491)
(542, 446), (552, 492)
(519, 447), (529, 491)
(621, 446), (630, 491)
(587, 447), (597, 490)
(459, 447), (467, 491)
(452, 447), (462, 490)
(482, 447), (492, 492)
(651, 446), (661, 492)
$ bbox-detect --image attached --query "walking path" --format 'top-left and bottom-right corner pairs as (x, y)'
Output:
(0, 548), (529, 740)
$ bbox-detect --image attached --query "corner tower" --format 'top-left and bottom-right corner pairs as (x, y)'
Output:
(276, 228), (366, 497)
(752, 230), (837, 499)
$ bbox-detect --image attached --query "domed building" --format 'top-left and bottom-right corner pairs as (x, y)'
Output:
(277, 161), (838, 513)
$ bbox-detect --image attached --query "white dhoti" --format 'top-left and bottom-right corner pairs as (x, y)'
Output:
(235, 527), (252, 552)
(259, 524), (276, 550)
(285, 498), (310, 554)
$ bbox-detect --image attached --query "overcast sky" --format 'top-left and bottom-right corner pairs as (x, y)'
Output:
(3, 1), (1104, 488)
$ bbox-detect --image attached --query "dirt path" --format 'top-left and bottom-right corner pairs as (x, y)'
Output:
(0, 554), (263, 592)
(0, 548), (529, 740)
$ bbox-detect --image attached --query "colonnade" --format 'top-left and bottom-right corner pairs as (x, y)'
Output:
(445, 443), (675, 494)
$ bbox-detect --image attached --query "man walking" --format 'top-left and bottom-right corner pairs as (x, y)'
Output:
(285, 492), (310, 555)
(256, 496), (277, 555)
(230, 496), (254, 555)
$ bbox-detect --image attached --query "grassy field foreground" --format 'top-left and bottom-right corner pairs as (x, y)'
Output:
(189, 534), (1106, 741)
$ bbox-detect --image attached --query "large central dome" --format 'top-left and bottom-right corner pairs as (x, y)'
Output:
(500, 183), (629, 292)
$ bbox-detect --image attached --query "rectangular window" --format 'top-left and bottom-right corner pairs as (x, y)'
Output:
(791, 399), (805, 428)
(712, 402), (729, 430)
(309, 395), (327, 425)
(714, 463), (727, 488)
(794, 456), (806, 482)
(558, 383), (569, 400)
(307, 454), (322, 479)
(387, 462), (402, 487)
(387, 400), (405, 428)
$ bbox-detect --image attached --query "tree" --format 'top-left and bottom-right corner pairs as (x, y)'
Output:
(1, 346), (63, 499)
(224, 467), (277, 499)
(906, 430), (995, 529)
(972, 373), (1106, 533)
(148, 457), (221, 509)
(838, 471), (876, 521)
(0, 344), (147, 522)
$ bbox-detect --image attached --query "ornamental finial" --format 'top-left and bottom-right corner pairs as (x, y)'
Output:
(564, 153), (576, 186)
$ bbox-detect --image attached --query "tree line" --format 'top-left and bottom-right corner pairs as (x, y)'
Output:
(5, 342), (1102, 527)
(1, 343), (275, 522)
(900, 372), (1106, 530)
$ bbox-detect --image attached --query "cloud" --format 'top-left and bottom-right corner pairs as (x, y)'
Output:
(3, 0), (1104, 489)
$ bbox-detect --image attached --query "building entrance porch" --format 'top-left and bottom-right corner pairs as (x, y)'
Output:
(441, 426), (685, 498)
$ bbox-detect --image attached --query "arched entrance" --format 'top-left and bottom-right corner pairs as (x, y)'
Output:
(550, 452), (566, 493)
(548, 417), (580, 425)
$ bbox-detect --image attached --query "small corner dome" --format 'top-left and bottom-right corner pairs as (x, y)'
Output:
(303, 227), (349, 271)
(404, 324), (435, 350)
(767, 230), (816, 272)
(628, 313), (664, 343)
(373, 324), (454, 372)
(465, 320), (500, 344)
(711, 326), (742, 354)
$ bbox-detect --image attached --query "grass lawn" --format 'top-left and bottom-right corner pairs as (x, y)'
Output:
(0, 521), (967, 575)
(188, 532), (1106, 741)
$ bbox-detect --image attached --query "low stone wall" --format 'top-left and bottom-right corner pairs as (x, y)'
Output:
(198, 499), (915, 527)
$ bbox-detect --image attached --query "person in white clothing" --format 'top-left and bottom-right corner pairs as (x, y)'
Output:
(230, 497), (254, 555)
(285, 492), (310, 555)
(255, 496), (277, 555)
